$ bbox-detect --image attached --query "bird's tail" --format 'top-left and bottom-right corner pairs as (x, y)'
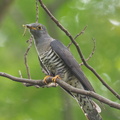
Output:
(66, 77), (102, 120)
(74, 93), (102, 120)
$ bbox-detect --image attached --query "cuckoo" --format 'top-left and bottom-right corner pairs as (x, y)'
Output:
(25, 23), (102, 120)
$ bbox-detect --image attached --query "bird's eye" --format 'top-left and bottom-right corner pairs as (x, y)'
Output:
(37, 26), (42, 30)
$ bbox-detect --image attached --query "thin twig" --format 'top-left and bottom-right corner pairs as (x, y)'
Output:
(86, 38), (96, 61)
(0, 72), (120, 110)
(74, 26), (88, 40)
(19, 70), (29, 87)
(38, 0), (120, 100)
(67, 26), (87, 48)
(22, 25), (27, 36)
(18, 70), (22, 78)
(79, 38), (96, 66)
(36, 0), (39, 23)
(24, 36), (33, 79)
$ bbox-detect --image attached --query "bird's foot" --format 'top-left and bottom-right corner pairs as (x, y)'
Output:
(52, 75), (61, 83)
(43, 75), (51, 84)
(43, 75), (61, 85)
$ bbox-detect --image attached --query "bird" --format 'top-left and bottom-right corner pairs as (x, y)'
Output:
(25, 23), (102, 120)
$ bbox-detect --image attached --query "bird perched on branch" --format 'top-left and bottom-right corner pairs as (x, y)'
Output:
(25, 23), (102, 120)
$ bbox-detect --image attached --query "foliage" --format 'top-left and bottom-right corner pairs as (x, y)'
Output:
(0, 0), (120, 120)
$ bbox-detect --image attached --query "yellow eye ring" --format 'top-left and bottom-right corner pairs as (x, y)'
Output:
(37, 26), (42, 30)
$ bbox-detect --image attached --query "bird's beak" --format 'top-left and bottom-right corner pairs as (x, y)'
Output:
(23, 24), (37, 30)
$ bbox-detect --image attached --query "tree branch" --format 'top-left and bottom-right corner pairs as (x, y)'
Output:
(79, 38), (96, 66)
(24, 36), (33, 79)
(35, 0), (39, 23)
(0, 72), (120, 110)
(67, 25), (87, 48)
(38, 0), (120, 100)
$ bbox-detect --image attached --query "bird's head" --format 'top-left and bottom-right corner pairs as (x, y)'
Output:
(23, 23), (47, 38)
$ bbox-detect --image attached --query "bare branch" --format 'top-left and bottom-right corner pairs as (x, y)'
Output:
(67, 26), (87, 48)
(56, 79), (120, 110)
(24, 36), (33, 79)
(0, 72), (120, 110)
(35, 0), (39, 23)
(38, 0), (120, 100)
(74, 26), (88, 40)
(18, 70), (22, 78)
(79, 38), (96, 66)
(86, 38), (96, 61)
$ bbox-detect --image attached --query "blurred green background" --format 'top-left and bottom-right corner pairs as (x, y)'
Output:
(0, 0), (120, 120)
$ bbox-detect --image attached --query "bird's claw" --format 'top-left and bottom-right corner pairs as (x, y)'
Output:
(43, 75), (61, 85)
(52, 75), (61, 83)
(43, 75), (51, 84)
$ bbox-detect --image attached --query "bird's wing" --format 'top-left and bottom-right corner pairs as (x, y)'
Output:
(50, 40), (95, 91)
